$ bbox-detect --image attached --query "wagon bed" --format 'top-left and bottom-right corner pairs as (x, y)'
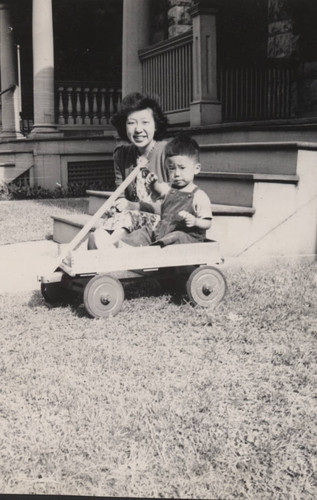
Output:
(58, 239), (222, 276)
(39, 239), (227, 318)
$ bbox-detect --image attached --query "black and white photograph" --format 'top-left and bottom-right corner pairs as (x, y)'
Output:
(0, 0), (316, 498)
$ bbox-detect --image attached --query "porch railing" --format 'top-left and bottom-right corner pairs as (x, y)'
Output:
(218, 65), (296, 122)
(20, 64), (297, 133)
(20, 81), (122, 134)
(139, 31), (193, 115)
(55, 81), (122, 126)
(139, 31), (297, 124)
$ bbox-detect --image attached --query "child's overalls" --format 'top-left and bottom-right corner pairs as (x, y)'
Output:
(123, 187), (206, 247)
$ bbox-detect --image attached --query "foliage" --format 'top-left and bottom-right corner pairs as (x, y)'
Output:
(0, 179), (114, 201)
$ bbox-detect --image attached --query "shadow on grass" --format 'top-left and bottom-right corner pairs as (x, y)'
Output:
(123, 279), (188, 306)
(29, 289), (85, 315)
(28, 290), (47, 308)
(29, 278), (188, 318)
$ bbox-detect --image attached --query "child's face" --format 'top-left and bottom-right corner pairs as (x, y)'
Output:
(167, 155), (201, 188)
(126, 108), (156, 152)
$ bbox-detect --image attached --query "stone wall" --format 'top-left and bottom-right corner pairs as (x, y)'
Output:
(167, 0), (194, 38)
(150, 0), (194, 43)
(267, 0), (317, 118)
(267, 0), (298, 59)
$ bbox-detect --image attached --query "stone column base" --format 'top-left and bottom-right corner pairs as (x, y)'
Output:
(29, 125), (63, 138)
(190, 100), (222, 126)
(0, 130), (24, 140)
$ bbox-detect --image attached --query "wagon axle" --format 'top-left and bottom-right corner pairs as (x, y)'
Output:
(100, 294), (111, 305)
(202, 285), (213, 296)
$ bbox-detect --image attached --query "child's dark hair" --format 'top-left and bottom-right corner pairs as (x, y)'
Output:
(165, 133), (200, 163)
(111, 92), (168, 142)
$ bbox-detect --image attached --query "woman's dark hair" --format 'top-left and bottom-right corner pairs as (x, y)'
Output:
(111, 92), (168, 142)
(165, 133), (200, 163)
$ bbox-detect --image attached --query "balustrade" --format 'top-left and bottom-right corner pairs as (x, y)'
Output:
(139, 30), (297, 124)
(139, 31), (193, 114)
(56, 82), (122, 126)
(19, 62), (297, 134)
(218, 65), (296, 122)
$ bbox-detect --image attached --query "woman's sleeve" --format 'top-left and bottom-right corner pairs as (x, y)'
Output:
(113, 147), (124, 188)
(149, 140), (169, 183)
(160, 143), (169, 183)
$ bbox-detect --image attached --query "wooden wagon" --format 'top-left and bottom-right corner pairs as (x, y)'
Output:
(39, 160), (227, 318)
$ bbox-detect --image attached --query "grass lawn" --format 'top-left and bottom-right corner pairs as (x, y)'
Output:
(0, 198), (88, 245)
(0, 199), (316, 498)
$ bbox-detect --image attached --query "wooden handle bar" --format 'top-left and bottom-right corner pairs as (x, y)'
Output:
(53, 158), (147, 271)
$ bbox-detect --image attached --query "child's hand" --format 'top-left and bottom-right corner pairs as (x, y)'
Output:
(105, 206), (117, 217)
(145, 172), (158, 186)
(179, 210), (196, 227)
(114, 198), (129, 212)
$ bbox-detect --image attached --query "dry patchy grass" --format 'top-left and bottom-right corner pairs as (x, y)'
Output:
(0, 198), (88, 245)
(0, 260), (316, 498)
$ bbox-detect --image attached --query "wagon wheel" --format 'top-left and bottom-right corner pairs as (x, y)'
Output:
(83, 274), (124, 318)
(41, 282), (73, 304)
(186, 266), (227, 307)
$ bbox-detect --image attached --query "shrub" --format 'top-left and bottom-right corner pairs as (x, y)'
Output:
(0, 179), (115, 201)
(0, 180), (11, 200)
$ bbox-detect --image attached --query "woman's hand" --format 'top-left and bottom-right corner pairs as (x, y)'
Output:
(114, 198), (130, 212)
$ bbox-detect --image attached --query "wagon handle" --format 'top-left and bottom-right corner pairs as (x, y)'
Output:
(52, 157), (148, 271)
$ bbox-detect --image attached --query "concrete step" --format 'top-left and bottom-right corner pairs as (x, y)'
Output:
(0, 149), (34, 155)
(196, 171), (299, 207)
(52, 204), (255, 244)
(87, 170), (299, 211)
(52, 148), (317, 259)
(199, 141), (299, 175)
(87, 189), (113, 215)
(0, 151), (34, 183)
(52, 213), (104, 244)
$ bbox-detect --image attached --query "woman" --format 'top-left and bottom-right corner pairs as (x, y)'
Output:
(89, 92), (169, 249)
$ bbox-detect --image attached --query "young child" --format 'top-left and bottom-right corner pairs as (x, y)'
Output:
(121, 133), (212, 247)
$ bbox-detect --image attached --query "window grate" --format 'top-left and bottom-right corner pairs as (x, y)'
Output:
(68, 160), (115, 189)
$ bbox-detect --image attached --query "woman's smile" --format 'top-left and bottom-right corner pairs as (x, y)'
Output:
(126, 108), (156, 153)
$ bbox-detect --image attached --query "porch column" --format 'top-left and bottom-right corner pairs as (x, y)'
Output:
(0, 1), (23, 139)
(122, 0), (151, 97)
(30, 0), (60, 136)
(189, 1), (222, 126)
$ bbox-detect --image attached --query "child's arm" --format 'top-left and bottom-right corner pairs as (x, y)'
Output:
(179, 188), (213, 230)
(112, 172), (164, 214)
(113, 198), (159, 213)
(179, 211), (212, 230)
(145, 172), (170, 198)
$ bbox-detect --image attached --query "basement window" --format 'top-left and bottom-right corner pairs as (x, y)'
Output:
(67, 160), (115, 190)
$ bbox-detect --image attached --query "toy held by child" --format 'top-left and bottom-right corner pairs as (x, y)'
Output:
(121, 133), (212, 247)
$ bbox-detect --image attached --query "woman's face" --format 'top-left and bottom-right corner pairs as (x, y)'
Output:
(126, 108), (156, 152)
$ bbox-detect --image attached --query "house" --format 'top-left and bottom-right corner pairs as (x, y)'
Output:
(1, 0), (317, 259)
